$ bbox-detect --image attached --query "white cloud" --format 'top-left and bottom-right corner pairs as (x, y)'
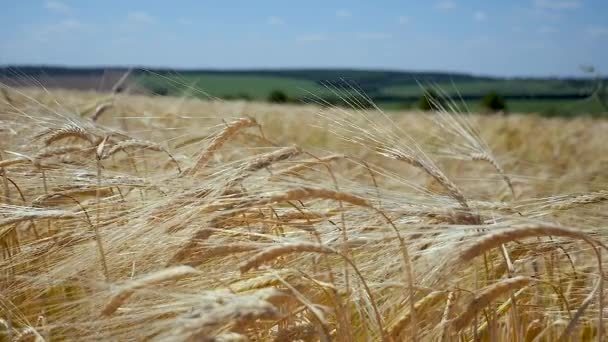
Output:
(297, 34), (328, 42)
(356, 32), (390, 40)
(44, 1), (71, 14)
(398, 16), (410, 25)
(538, 26), (559, 33)
(267, 16), (285, 25)
(336, 9), (352, 18)
(435, 1), (456, 11)
(473, 10), (487, 21)
(127, 11), (156, 25)
(30, 19), (85, 42)
(533, 0), (581, 10)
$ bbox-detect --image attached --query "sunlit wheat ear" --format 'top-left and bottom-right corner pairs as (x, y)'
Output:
(101, 265), (197, 316)
(102, 139), (182, 173)
(451, 276), (538, 331)
(39, 124), (98, 146)
(387, 290), (447, 338)
(184, 117), (259, 175)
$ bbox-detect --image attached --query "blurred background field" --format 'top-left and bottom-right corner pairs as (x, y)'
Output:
(2, 66), (607, 117)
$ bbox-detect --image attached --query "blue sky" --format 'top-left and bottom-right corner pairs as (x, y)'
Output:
(0, 0), (607, 77)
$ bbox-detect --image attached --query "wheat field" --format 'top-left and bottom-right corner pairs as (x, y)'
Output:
(0, 86), (607, 341)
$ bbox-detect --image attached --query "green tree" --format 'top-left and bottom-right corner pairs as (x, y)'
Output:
(417, 89), (442, 111)
(268, 90), (288, 103)
(481, 92), (507, 112)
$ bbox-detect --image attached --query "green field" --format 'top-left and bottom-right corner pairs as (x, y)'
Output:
(380, 79), (594, 97)
(137, 74), (329, 100)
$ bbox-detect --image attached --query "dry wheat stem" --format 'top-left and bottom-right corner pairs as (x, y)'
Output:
(102, 139), (182, 173)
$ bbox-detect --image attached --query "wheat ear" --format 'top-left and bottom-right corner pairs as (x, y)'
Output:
(451, 276), (537, 331)
(550, 190), (608, 210)
(101, 265), (197, 316)
(42, 124), (96, 146)
(239, 242), (334, 273)
(91, 102), (113, 122)
(470, 152), (516, 199)
(387, 151), (469, 208)
(388, 290), (447, 337)
(185, 117), (258, 175)
(457, 224), (605, 264)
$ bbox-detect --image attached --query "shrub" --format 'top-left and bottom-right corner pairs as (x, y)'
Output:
(417, 89), (443, 111)
(268, 90), (288, 103)
(223, 93), (252, 101)
(481, 92), (507, 112)
(150, 86), (169, 96)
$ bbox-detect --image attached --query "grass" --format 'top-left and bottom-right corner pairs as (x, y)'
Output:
(0, 85), (607, 341)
